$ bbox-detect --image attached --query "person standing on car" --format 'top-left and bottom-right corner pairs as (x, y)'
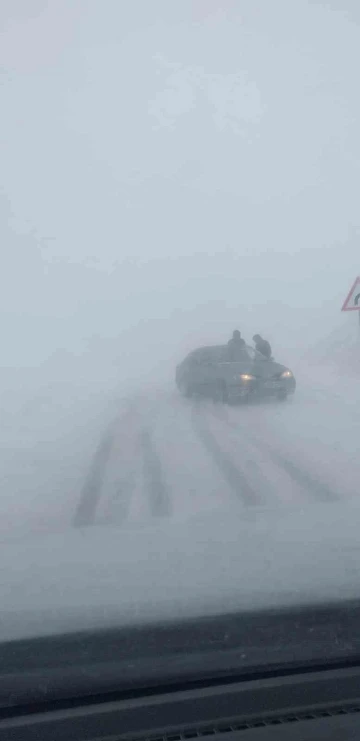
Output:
(253, 334), (272, 359)
(227, 330), (246, 361)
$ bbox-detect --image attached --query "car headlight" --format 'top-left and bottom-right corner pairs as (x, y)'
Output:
(281, 370), (293, 378)
(238, 374), (256, 381)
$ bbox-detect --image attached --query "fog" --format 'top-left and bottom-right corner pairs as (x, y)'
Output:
(1, 1), (360, 625)
(2, 0), (360, 371)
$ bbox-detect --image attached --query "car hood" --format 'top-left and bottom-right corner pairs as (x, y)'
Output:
(252, 360), (288, 378)
(224, 360), (288, 379)
(1, 501), (360, 643)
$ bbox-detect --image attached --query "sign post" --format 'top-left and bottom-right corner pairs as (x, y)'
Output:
(341, 276), (360, 331)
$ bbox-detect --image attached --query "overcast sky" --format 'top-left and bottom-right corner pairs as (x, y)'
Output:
(1, 0), (360, 378)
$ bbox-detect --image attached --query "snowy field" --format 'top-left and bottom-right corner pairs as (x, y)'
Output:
(0, 360), (359, 542)
(0, 359), (360, 640)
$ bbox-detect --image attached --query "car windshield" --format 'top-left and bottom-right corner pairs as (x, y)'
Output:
(244, 347), (264, 361)
(2, 0), (360, 691)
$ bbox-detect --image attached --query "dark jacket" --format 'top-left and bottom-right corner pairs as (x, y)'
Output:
(255, 338), (272, 359)
(227, 337), (247, 361)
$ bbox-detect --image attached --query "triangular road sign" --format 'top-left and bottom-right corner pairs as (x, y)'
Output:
(342, 276), (360, 311)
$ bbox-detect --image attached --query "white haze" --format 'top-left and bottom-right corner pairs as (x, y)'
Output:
(1, 0), (360, 562)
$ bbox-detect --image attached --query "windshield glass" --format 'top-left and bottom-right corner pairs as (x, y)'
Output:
(2, 0), (360, 675)
(245, 347), (264, 361)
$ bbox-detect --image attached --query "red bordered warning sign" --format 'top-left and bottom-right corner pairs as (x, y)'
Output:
(341, 276), (360, 311)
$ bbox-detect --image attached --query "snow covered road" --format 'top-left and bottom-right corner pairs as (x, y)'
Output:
(3, 367), (360, 642)
(1, 366), (359, 544)
(76, 371), (360, 531)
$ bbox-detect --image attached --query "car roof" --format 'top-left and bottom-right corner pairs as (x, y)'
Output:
(189, 345), (227, 359)
(184, 344), (268, 364)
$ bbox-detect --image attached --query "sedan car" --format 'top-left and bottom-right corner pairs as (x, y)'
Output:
(176, 345), (296, 403)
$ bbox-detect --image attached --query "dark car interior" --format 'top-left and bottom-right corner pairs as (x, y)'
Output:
(2, 601), (360, 741)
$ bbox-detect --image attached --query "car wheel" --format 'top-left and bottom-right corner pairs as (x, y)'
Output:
(277, 390), (288, 402)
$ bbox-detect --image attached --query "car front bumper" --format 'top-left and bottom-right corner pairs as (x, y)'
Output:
(228, 376), (296, 400)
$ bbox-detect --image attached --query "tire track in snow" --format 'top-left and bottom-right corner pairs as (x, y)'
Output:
(249, 437), (338, 503)
(73, 418), (119, 527)
(213, 406), (338, 504)
(191, 405), (260, 506)
(73, 396), (142, 528)
(140, 429), (171, 517)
